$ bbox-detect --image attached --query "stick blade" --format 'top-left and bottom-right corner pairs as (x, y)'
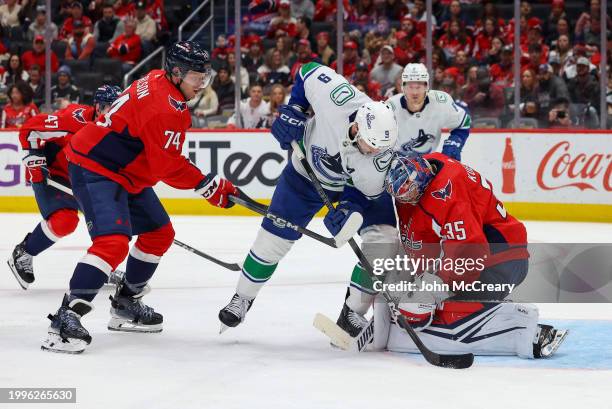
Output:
(428, 352), (474, 369)
(313, 313), (353, 351)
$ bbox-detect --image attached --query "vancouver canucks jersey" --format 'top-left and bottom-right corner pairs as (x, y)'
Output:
(289, 63), (394, 198)
(386, 90), (470, 154)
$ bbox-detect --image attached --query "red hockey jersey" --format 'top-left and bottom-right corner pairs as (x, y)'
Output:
(396, 153), (529, 285)
(19, 104), (94, 181)
(65, 69), (203, 194)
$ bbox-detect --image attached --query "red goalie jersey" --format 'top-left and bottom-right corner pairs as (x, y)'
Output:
(396, 153), (529, 285)
(65, 70), (204, 194)
(19, 104), (95, 181)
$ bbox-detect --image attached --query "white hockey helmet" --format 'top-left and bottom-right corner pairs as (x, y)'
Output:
(354, 101), (398, 151)
(401, 63), (429, 90)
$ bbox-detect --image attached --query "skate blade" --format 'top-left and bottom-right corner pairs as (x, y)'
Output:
(41, 332), (87, 354)
(6, 259), (30, 290)
(542, 329), (569, 357)
(108, 317), (163, 333)
(219, 323), (230, 334)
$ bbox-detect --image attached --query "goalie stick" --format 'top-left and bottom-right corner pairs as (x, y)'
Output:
(229, 190), (339, 248)
(313, 313), (374, 352)
(291, 140), (473, 369)
(45, 178), (241, 272)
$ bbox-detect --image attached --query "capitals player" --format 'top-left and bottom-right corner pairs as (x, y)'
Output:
(377, 151), (568, 358)
(218, 62), (400, 335)
(41, 41), (238, 354)
(8, 85), (121, 290)
(386, 63), (471, 161)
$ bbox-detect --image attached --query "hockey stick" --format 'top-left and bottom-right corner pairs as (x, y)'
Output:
(291, 140), (474, 369)
(229, 190), (338, 248)
(45, 178), (242, 272)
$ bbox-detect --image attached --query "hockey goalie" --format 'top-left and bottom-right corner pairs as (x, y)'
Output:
(370, 151), (569, 359)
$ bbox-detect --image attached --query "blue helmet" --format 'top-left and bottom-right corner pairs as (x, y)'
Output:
(165, 40), (211, 76)
(385, 150), (435, 204)
(93, 85), (121, 107)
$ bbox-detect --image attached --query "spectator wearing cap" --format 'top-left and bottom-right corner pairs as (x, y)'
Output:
(114, 0), (135, 18)
(65, 19), (95, 60)
(315, 32), (335, 66)
(27, 65), (45, 107)
(521, 23), (549, 62)
(1, 81), (39, 128)
(267, 0), (298, 38)
(212, 64), (236, 113)
(536, 63), (569, 115)
(51, 65), (80, 107)
(21, 35), (60, 73)
(331, 40), (360, 78)
(438, 18), (472, 60)
(567, 56), (600, 110)
(289, 39), (321, 78)
(393, 31), (413, 67)
(60, 2), (93, 40)
(472, 17), (503, 62)
(544, 0), (568, 42)
(243, 36), (265, 77)
(0, 0), (21, 28)
(257, 49), (292, 87)
(228, 83), (270, 129)
(1, 54), (29, 87)
(350, 61), (382, 101)
(107, 18), (142, 72)
(370, 45), (402, 95)
(463, 66), (505, 118)
(292, 0), (314, 20)
(135, 1), (156, 44)
(94, 2), (125, 44)
(575, 0), (612, 46)
(27, 6), (59, 41)
(490, 45), (514, 88)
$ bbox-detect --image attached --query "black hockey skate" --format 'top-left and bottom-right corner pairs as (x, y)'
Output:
(7, 234), (34, 290)
(533, 324), (569, 358)
(336, 303), (368, 338)
(218, 293), (254, 333)
(108, 282), (163, 333)
(41, 294), (93, 354)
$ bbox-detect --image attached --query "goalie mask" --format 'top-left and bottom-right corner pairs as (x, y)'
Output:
(385, 151), (435, 204)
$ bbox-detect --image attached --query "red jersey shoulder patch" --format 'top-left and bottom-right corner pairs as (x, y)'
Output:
(72, 107), (87, 124)
(431, 179), (452, 202)
(168, 95), (187, 112)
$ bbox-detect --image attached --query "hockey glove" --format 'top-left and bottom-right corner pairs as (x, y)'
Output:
(324, 201), (364, 246)
(442, 129), (468, 161)
(196, 174), (238, 208)
(271, 104), (307, 150)
(22, 151), (47, 184)
(397, 273), (449, 331)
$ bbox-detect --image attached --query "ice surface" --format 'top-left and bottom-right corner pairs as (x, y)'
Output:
(1, 214), (610, 409)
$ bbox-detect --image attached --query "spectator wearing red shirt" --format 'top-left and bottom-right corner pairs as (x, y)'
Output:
(463, 66), (505, 118)
(393, 31), (413, 67)
(267, 0), (297, 38)
(107, 18), (142, 72)
(114, 0), (136, 18)
(60, 2), (93, 40)
(146, 0), (168, 31)
(350, 61), (382, 101)
(490, 45), (514, 88)
(65, 20), (96, 61)
(330, 40), (359, 78)
(438, 18), (472, 60)
(21, 35), (60, 73)
(472, 17), (503, 62)
(521, 23), (549, 62)
(1, 82), (39, 128)
(399, 16), (425, 57)
(289, 39), (321, 79)
(314, 0), (336, 22)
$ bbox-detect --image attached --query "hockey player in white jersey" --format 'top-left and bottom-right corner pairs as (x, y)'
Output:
(218, 62), (400, 335)
(387, 63), (471, 160)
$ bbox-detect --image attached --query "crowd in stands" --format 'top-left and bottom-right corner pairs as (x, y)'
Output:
(0, 0), (610, 129)
(0, 0), (167, 128)
(204, 0), (610, 129)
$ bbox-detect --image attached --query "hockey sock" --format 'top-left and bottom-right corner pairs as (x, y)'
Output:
(24, 222), (56, 256)
(69, 256), (111, 302)
(236, 251), (278, 299)
(122, 254), (159, 296)
(346, 263), (377, 315)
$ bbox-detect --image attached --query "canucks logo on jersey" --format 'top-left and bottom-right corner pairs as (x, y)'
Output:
(401, 129), (435, 153)
(311, 145), (346, 182)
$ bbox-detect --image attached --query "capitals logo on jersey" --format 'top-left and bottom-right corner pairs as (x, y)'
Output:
(400, 216), (422, 251)
(431, 179), (452, 201)
(401, 129), (435, 153)
(311, 145), (346, 182)
(72, 108), (87, 124)
(168, 95), (187, 112)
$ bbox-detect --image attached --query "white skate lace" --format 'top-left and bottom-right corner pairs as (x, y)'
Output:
(225, 294), (250, 319)
(60, 309), (85, 334)
(16, 252), (33, 274)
